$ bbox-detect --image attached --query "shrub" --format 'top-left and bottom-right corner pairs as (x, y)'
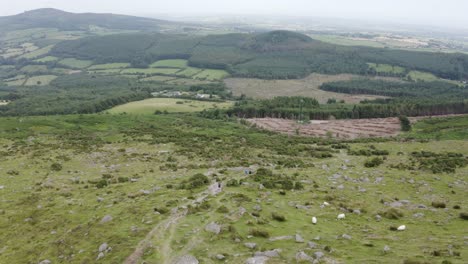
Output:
(50, 163), (63, 171)
(180, 173), (210, 189)
(453, 205), (461, 209)
(382, 208), (404, 219)
(96, 179), (108, 189)
(249, 229), (270, 238)
(216, 205), (229, 213)
(271, 212), (286, 222)
(431, 201), (446, 208)
(364, 157), (384, 168)
(399, 116), (412, 131)
(154, 207), (169, 214)
(117, 177), (129, 183)
(226, 179), (240, 187)
(460, 212), (468, 220)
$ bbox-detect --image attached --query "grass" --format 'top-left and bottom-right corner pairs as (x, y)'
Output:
(34, 56), (59, 63)
(406, 71), (439, 82)
(20, 65), (48, 73)
(58, 58), (94, 69)
(367, 63), (406, 75)
(88, 63), (131, 70)
(404, 115), (468, 140)
(121, 68), (180, 75)
(140, 76), (176, 82)
(193, 69), (229, 80)
(150, 59), (188, 68)
(175, 67), (203, 77)
(24, 75), (58, 86)
(107, 98), (234, 114)
(4, 75), (27, 86)
(0, 113), (466, 263)
(18, 45), (54, 59)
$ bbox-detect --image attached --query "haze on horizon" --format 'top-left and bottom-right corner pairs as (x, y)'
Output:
(1, 0), (468, 29)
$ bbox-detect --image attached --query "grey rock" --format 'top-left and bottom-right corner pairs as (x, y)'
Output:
(417, 204), (427, 209)
(375, 215), (382, 221)
(269, 235), (293, 241)
(337, 184), (344, 190)
(100, 215), (113, 223)
(296, 251), (313, 261)
(353, 209), (361, 215)
(313, 236), (321, 241)
(342, 234), (352, 240)
(205, 222), (221, 234)
(244, 242), (257, 249)
(255, 249), (281, 258)
(307, 241), (317, 248)
(295, 234), (305, 243)
(389, 201), (403, 208)
(239, 207), (247, 215)
(96, 252), (105, 260)
(97, 197), (104, 202)
(172, 255), (199, 264)
(314, 251), (324, 259)
(98, 243), (108, 252)
(413, 213), (425, 218)
(246, 256), (269, 264)
(383, 245), (391, 253)
(38, 260), (51, 264)
(215, 254), (225, 260)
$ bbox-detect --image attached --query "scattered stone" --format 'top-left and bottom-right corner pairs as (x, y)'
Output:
(239, 207), (247, 215)
(100, 215), (113, 223)
(254, 249), (281, 258)
(314, 251), (324, 259)
(38, 260), (51, 264)
(353, 209), (361, 215)
(205, 222), (221, 234)
(97, 197), (104, 203)
(375, 215), (382, 221)
(173, 255), (199, 264)
(383, 245), (391, 253)
(313, 236), (321, 241)
(245, 256), (269, 264)
(389, 201), (403, 208)
(0, 185), (4, 190)
(269, 235), (293, 241)
(337, 184), (344, 190)
(308, 241), (317, 248)
(244, 242), (257, 249)
(96, 252), (104, 260)
(98, 243), (108, 252)
(413, 213), (425, 218)
(215, 254), (225, 260)
(296, 251), (313, 262)
(253, 205), (262, 211)
(342, 234), (352, 240)
(417, 204), (427, 209)
(295, 234), (305, 243)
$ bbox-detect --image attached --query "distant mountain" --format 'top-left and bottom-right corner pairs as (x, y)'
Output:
(0, 8), (172, 32)
(243, 30), (316, 51)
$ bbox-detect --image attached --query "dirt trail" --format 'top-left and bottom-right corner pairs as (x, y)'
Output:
(124, 182), (224, 264)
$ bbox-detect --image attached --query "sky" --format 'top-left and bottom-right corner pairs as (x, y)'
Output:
(1, 0), (468, 28)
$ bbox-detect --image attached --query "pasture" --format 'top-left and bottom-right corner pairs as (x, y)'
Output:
(367, 63), (406, 75)
(150, 59), (188, 68)
(24, 75), (58, 86)
(88, 63), (131, 70)
(58, 58), (94, 69)
(107, 98), (234, 114)
(225, 73), (390, 103)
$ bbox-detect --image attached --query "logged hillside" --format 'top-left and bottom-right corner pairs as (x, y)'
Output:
(0, 8), (168, 32)
(49, 30), (468, 80)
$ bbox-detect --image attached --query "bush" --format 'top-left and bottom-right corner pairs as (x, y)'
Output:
(117, 177), (129, 183)
(382, 208), (404, 219)
(154, 207), (169, 214)
(96, 179), (108, 189)
(271, 212), (286, 222)
(460, 212), (468, 220)
(216, 205), (229, 213)
(249, 229), (270, 238)
(226, 179), (240, 187)
(50, 163), (63, 171)
(180, 173), (210, 189)
(431, 201), (446, 208)
(364, 157), (384, 167)
(399, 116), (412, 131)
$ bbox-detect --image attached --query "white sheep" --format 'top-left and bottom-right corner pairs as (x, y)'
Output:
(397, 225), (406, 231)
(337, 213), (346, 220)
(323, 201), (330, 206)
(312, 217), (317, 224)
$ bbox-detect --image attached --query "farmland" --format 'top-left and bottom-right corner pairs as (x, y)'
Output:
(107, 98), (234, 114)
(225, 73), (391, 103)
(58, 58), (94, 69)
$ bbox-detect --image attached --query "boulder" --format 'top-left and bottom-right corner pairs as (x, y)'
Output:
(98, 243), (108, 252)
(296, 251), (313, 262)
(205, 222), (221, 234)
(38, 260), (51, 264)
(244, 242), (257, 249)
(246, 256), (269, 264)
(172, 255), (199, 264)
(314, 251), (324, 259)
(100, 215), (113, 223)
(295, 234), (305, 243)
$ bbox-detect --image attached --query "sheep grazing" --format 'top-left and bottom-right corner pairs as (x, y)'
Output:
(397, 225), (406, 231)
(337, 213), (346, 220)
(312, 217), (317, 224)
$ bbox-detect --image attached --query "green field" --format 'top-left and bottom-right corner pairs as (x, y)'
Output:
(175, 67), (203, 77)
(140, 75), (176, 82)
(121, 68), (180, 75)
(367, 63), (406, 75)
(4, 75), (27, 86)
(24, 75), (58, 86)
(405, 115), (468, 140)
(107, 98), (234, 114)
(150, 59), (188, 68)
(20, 65), (48, 73)
(406, 70), (439, 82)
(88, 63), (131, 70)
(193, 69), (229, 80)
(18, 45), (54, 59)
(58, 58), (94, 69)
(34, 56), (59, 63)
(88, 69), (123, 75)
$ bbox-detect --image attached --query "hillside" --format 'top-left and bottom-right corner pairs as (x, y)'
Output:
(0, 8), (170, 32)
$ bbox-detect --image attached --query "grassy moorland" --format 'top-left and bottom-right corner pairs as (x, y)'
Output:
(0, 113), (466, 263)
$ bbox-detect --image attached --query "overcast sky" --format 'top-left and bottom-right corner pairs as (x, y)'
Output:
(2, 0), (468, 28)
